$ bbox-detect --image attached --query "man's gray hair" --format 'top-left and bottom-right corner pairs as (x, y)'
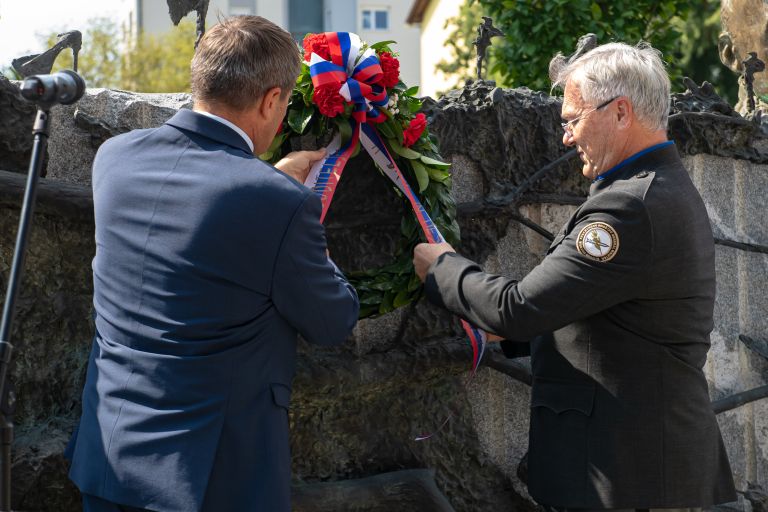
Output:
(550, 42), (671, 131)
(191, 15), (300, 110)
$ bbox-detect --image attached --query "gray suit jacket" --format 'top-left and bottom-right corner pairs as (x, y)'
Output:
(425, 144), (736, 508)
(68, 109), (359, 511)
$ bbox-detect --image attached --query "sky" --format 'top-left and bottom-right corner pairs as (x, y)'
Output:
(0, 0), (130, 69)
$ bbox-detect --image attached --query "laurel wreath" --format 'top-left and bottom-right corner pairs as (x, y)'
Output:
(261, 39), (460, 318)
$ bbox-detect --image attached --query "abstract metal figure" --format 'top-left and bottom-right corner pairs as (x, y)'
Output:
(743, 52), (766, 113)
(167, 0), (210, 49)
(11, 31), (82, 78)
(548, 33), (598, 83)
(669, 77), (739, 117)
(472, 17), (504, 81)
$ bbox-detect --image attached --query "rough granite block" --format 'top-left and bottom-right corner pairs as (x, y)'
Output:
(684, 155), (739, 241)
(47, 89), (192, 186)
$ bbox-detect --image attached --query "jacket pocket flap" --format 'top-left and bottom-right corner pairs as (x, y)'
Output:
(531, 379), (594, 415)
(270, 383), (292, 410)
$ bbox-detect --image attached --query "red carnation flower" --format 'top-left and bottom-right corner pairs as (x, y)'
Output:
(402, 113), (427, 148)
(313, 84), (346, 118)
(303, 33), (331, 61)
(379, 51), (400, 88)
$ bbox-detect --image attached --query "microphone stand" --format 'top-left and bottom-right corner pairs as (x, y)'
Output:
(0, 107), (52, 511)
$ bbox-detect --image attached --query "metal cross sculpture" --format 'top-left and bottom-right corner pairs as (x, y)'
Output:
(472, 17), (504, 81)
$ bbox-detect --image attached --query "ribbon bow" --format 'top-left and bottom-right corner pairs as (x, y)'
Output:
(308, 32), (388, 124)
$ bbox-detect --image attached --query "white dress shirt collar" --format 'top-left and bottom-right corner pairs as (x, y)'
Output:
(194, 109), (254, 153)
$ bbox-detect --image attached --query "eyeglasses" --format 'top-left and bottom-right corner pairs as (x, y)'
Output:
(561, 96), (619, 136)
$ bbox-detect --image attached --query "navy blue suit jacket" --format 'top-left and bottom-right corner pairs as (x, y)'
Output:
(68, 109), (359, 511)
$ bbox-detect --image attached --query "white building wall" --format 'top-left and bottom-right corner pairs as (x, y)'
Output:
(135, 0), (419, 89)
(256, 0), (287, 27)
(414, 0), (462, 98)
(357, 0), (420, 87)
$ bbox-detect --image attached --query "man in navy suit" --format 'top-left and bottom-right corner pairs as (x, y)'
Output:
(67, 15), (360, 512)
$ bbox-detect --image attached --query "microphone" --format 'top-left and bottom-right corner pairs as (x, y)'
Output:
(20, 70), (86, 107)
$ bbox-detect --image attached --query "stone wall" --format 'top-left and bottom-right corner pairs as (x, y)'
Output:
(0, 80), (766, 510)
(686, 154), (768, 493)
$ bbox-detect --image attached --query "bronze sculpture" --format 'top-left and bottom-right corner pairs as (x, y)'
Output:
(472, 17), (504, 81)
(743, 52), (766, 114)
(548, 33), (598, 83)
(167, 0), (210, 49)
(718, 0), (768, 114)
(11, 31), (82, 78)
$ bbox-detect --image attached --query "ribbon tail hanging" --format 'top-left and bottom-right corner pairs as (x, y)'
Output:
(359, 124), (488, 375)
(304, 120), (360, 223)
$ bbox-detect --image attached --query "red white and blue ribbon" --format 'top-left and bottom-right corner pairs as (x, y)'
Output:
(307, 32), (388, 221)
(304, 33), (488, 438)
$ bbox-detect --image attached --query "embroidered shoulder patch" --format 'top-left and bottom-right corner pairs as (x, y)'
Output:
(576, 222), (619, 262)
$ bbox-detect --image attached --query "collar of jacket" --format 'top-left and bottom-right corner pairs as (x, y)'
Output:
(164, 108), (254, 156)
(589, 141), (678, 195)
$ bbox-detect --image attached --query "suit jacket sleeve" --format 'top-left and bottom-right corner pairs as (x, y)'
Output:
(425, 190), (652, 340)
(272, 192), (359, 345)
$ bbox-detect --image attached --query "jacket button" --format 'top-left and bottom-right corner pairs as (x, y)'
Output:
(636, 171), (649, 178)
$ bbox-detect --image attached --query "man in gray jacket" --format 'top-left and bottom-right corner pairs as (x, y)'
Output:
(414, 42), (736, 510)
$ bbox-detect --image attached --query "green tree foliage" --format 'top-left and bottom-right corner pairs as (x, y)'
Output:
(469, 0), (732, 97)
(120, 21), (196, 93)
(45, 18), (122, 89)
(41, 18), (196, 93)
(671, 0), (738, 102)
(435, 0), (485, 94)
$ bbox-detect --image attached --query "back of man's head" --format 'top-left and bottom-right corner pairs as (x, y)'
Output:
(191, 15), (300, 111)
(550, 42), (671, 132)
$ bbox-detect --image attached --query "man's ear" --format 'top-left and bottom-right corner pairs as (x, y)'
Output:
(718, 32), (742, 72)
(258, 87), (284, 118)
(615, 97), (633, 129)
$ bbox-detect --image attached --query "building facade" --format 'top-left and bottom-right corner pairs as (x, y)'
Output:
(130, 0), (420, 86)
(407, 0), (463, 99)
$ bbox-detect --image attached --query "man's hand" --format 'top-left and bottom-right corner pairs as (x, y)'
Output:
(413, 242), (456, 282)
(275, 148), (327, 183)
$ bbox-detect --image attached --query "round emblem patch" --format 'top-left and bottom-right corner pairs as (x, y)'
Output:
(576, 222), (619, 262)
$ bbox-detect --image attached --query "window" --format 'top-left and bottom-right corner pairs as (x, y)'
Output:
(290, 0), (324, 41)
(361, 8), (389, 30)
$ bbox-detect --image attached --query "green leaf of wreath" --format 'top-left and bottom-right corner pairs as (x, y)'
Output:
(411, 159), (430, 193)
(288, 103), (314, 134)
(389, 138), (421, 159)
(376, 119), (397, 139)
(393, 289), (411, 308)
(419, 155), (451, 169)
(333, 117), (354, 146)
(369, 40), (397, 51)
(259, 132), (289, 161)
(427, 166), (450, 183)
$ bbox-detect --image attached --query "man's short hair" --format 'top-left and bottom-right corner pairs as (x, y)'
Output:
(550, 42), (671, 132)
(191, 15), (300, 110)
